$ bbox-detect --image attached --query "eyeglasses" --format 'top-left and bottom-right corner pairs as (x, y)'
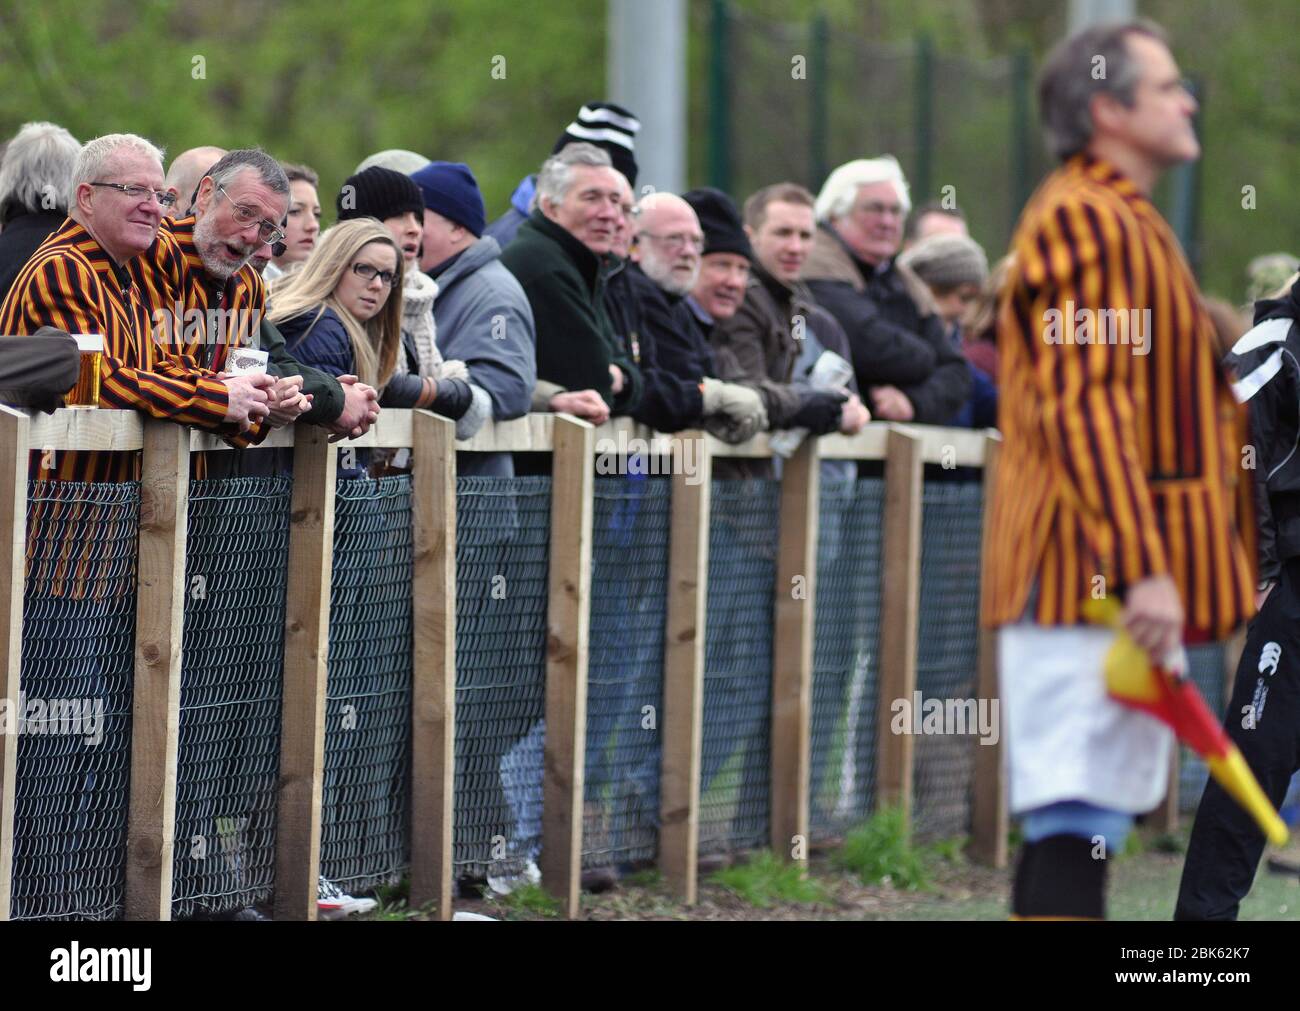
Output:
(351, 262), (398, 287)
(853, 201), (905, 219)
(89, 182), (176, 208)
(638, 231), (705, 252)
(215, 185), (286, 245)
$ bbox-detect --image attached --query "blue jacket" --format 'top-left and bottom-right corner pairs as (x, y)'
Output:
(432, 235), (537, 477)
(483, 175), (535, 249)
(279, 306), (367, 477)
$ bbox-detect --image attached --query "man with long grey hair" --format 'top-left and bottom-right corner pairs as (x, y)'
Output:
(0, 121), (81, 302)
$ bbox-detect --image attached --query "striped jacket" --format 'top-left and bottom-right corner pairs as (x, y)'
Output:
(981, 153), (1255, 640)
(0, 218), (235, 482)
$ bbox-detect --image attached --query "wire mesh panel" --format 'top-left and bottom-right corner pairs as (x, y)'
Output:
(912, 478), (985, 841)
(809, 477), (885, 842)
(454, 476), (551, 879)
(728, 11), (815, 199)
(12, 481), (139, 920)
(581, 474), (670, 871)
(827, 37), (917, 192)
(171, 476), (291, 918)
(319, 475), (414, 894)
(699, 478), (779, 857)
(1178, 643), (1228, 813)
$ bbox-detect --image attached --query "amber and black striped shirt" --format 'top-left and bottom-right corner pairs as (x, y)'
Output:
(0, 218), (234, 482)
(982, 153), (1254, 640)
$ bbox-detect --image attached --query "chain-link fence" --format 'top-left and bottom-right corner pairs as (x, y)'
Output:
(1178, 643), (1227, 814)
(453, 476), (551, 880)
(699, 478), (779, 857)
(809, 477), (886, 843)
(709, 4), (1045, 262)
(912, 477), (984, 841)
(582, 474), (670, 871)
(319, 476), (414, 894)
(171, 476), (292, 919)
(11, 481), (139, 921)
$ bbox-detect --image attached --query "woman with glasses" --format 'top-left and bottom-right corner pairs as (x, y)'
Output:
(334, 166), (487, 441)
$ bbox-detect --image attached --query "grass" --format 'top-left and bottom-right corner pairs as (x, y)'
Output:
(833, 807), (931, 890)
(492, 882), (563, 919)
(709, 850), (830, 908)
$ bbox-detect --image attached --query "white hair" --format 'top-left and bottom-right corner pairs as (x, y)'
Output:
(536, 142), (612, 210)
(71, 133), (166, 193)
(356, 149), (430, 174)
(0, 121), (82, 216)
(813, 156), (912, 224)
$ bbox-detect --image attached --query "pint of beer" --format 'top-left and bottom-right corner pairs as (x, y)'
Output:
(68, 334), (103, 408)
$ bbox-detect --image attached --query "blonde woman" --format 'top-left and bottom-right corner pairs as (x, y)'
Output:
(269, 218), (473, 424)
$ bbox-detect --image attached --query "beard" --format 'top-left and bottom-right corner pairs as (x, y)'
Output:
(193, 212), (254, 281)
(641, 246), (699, 296)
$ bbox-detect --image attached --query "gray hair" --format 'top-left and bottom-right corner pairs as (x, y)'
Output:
(536, 142), (612, 210)
(814, 156), (911, 223)
(205, 148), (290, 198)
(1038, 18), (1169, 162)
(356, 149), (430, 174)
(71, 133), (165, 194)
(0, 121), (82, 217)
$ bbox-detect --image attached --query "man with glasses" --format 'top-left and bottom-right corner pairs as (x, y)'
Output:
(618, 190), (766, 440)
(0, 133), (275, 482)
(133, 148), (380, 443)
(801, 156), (970, 425)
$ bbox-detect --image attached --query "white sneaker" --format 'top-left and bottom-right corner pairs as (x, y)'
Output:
(317, 876), (378, 919)
(486, 859), (541, 896)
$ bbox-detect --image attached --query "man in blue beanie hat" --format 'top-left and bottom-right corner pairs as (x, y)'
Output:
(411, 160), (537, 478)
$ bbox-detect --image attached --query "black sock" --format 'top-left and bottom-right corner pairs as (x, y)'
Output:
(1012, 835), (1107, 919)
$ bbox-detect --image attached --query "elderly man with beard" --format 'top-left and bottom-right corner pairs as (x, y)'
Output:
(133, 148), (380, 442)
(618, 191), (766, 440)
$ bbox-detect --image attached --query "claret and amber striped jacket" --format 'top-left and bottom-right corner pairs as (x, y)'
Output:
(981, 153), (1255, 640)
(0, 218), (235, 482)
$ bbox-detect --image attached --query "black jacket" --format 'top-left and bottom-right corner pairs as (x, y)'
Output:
(0, 209), (65, 308)
(1225, 284), (1300, 582)
(610, 263), (715, 432)
(801, 224), (969, 423)
(500, 210), (642, 414)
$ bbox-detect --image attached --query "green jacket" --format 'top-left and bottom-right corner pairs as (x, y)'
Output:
(500, 209), (641, 414)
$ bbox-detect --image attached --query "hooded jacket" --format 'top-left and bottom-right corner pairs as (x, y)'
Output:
(801, 224), (969, 423)
(1225, 283), (1300, 582)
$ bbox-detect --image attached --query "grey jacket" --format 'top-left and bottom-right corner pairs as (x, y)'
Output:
(432, 236), (537, 477)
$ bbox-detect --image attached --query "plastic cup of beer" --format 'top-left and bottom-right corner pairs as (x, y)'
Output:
(225, 347), (268, 376)
(68, 334), (103, 408)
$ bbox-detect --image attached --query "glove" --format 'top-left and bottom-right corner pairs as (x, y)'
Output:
(788, 388), (848, 435)
(430, 377), (473, 421)
(438, 358), (470, 382)
(700, 377), (769, 444)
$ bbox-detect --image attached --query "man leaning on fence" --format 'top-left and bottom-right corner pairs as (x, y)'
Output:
(982, 19), (1255, 921)
(0, 133), (275, 482)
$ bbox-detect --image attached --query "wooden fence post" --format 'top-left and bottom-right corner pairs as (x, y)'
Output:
(875, 427), (923, 826)
(409, 412), (456, 920)
(274, 426), (337, 920)
(660, 432), (711, 903)
(968, 434), (1008, 868)
(541, 415), (594, 919)
(0, 406), (29, 921)
(771, 438), (818, 862)
(125, 420), (189, 920)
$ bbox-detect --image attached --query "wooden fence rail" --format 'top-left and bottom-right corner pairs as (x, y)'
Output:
(0, 406), (1017, 922)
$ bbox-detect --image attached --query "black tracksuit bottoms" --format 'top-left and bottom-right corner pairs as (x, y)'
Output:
(1175, 558), (1300, 920)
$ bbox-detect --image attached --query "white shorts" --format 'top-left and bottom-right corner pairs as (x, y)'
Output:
(998, 622), (1173, 814)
